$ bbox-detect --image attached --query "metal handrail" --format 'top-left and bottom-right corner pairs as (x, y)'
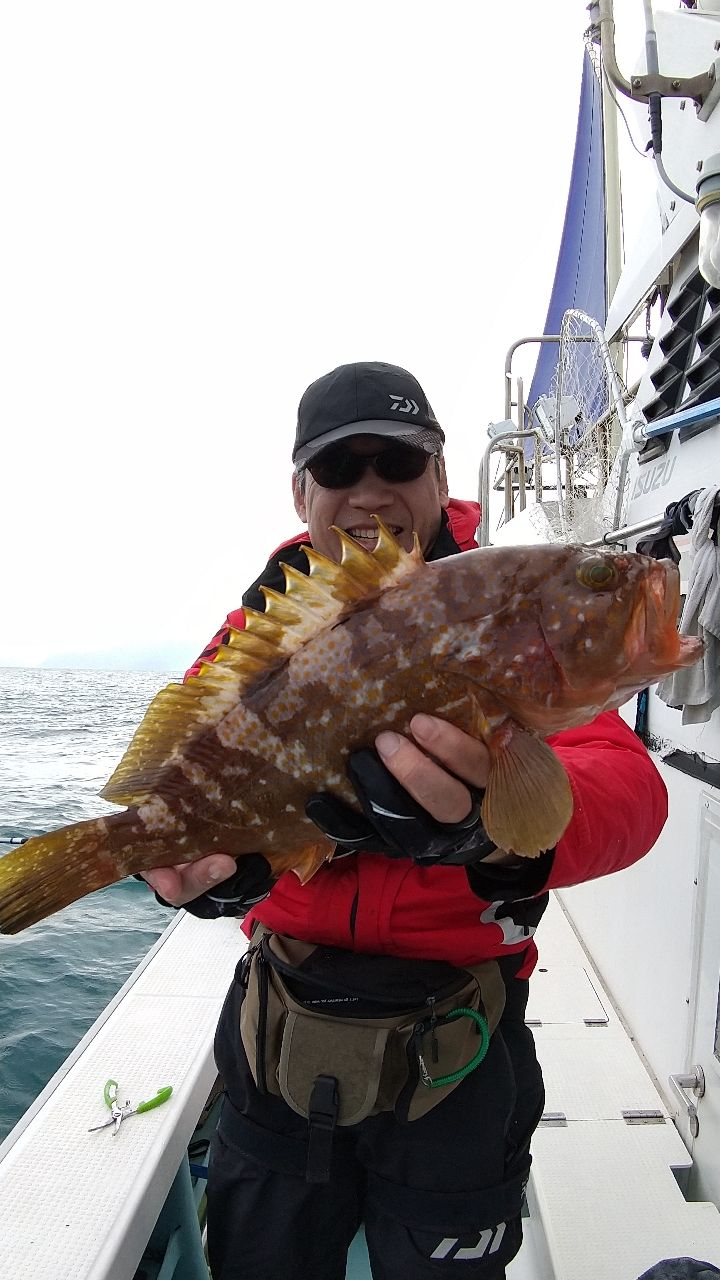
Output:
(585, 513), (665, 548)
(503, 334), (646, 424)
(478, 430), (545, 548)
(639, 394), (720, 441)
(504, 336), (562, 420)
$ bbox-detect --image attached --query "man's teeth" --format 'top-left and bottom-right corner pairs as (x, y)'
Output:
(348, 526), (402, 538)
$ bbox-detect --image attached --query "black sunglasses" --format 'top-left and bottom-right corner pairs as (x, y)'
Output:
(305, 442), (435, 490)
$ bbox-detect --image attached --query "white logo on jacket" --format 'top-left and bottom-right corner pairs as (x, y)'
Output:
(480, 902), (537, 946)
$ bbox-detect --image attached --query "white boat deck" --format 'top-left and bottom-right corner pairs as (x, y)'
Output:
(0, 898), (719, 1279)
(0, 912), (242, 1280)
(514, 892), (720, 1279)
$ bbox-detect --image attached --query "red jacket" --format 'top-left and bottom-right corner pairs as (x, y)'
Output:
(189, 499), (668, 979)
(244, 712), (666, 978)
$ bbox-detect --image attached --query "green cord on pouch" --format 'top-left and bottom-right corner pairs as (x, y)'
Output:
(418, 1007), (490, 1088)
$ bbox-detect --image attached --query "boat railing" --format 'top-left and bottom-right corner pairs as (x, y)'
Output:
(482, 382), (720, 552)
(487, 303), (720, 552)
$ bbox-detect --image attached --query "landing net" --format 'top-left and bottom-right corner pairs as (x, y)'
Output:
(529, 309), (631, 544)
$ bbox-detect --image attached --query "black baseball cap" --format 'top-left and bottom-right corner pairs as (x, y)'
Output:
(292, 361), (445, 467)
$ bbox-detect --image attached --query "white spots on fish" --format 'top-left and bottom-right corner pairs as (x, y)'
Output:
(264, 684), (309, 726)
(285, 803), (297, 813)
(274, 738), (318, 779)
(230, 799), (249, 812)
(383, 700), (407, 719)
(286, 624), (355, 697)
(217, 703), (286, 770)
(138, 796), (184, 835)
(200, 684), (244, 723)
(177, 757), (222, 805)
(346, 678), (393, 710)
(584, 638), (593, 649)
(430, 635), (453, 657)
(355, 612), (403, 652)
(179, 759), (210, 788)
(434, 697), (468, 716)
(221, 763), (250, 779)
(577, 612), (585, 623)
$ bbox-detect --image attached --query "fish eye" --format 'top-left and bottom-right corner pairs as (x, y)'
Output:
(575, 558), (619, 590)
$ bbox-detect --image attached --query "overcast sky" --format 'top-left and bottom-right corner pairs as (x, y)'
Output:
(1, 1), (668, 670)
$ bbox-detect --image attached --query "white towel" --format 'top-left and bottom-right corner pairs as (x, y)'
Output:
(658, 484), (720, 724)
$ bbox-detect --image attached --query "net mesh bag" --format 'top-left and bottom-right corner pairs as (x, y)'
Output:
(527, 309), (631, 545)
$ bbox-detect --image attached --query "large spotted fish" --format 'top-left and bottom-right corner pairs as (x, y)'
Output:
(0, 521), (702, 933)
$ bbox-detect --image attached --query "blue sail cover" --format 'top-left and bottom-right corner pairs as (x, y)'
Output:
(526, 49), (606, 419)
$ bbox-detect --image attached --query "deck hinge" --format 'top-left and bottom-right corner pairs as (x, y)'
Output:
(525, 1019), (542, 1027)
(621, 1109), (665, 1125)
(583, 1017), (609, 1026)
(540, 1112), (568, 1126)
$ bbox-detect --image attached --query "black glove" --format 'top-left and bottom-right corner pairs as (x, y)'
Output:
(306, 747), (497, 866)
(146, 853), (275, 919)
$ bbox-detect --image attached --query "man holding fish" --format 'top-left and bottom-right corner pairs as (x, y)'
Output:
(0, 362), (697, 1277)
(139, 362), (677, 1280)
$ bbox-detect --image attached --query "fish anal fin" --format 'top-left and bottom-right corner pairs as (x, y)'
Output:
(482, 725), (574, 858)
(290, 841), (335, 884)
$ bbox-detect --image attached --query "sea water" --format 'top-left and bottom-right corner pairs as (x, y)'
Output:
(0, 667), (177, 1141)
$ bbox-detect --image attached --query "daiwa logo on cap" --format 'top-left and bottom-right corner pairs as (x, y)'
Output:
(389, 394), (419, 415)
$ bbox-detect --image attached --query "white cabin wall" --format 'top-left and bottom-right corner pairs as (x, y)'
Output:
(554, 758), (702, 1105)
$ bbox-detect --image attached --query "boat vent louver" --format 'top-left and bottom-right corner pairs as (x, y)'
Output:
(640, 267), (720, 459)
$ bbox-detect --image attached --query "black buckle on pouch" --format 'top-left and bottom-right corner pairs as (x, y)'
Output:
(306, 1075), (339, 1184)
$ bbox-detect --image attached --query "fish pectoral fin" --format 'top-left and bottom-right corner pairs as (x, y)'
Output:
(482, 726), (573, 859)
(290, 841), (335, 885)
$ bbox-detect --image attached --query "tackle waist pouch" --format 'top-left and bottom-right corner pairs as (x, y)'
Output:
(238, 927), (506, 1178)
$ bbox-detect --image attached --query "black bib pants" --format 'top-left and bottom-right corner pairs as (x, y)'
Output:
(207, 959), (544, 1280)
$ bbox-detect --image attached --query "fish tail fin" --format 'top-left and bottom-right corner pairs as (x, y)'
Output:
(0, 817), (124, 934)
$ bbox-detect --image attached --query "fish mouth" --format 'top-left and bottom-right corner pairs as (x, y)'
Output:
(630, 560), (703, 676)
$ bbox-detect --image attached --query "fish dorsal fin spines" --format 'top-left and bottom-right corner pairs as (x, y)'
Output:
(101, 519), (424, 806)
